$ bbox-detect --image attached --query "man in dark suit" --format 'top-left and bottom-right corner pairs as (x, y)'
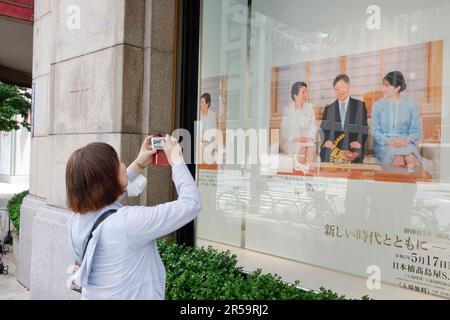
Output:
(320, 74), (369, 163)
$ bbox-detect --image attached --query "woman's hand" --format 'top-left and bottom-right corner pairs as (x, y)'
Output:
(133, 136), (158, 170)
(163, 135), (185, 167)
(350, 141), (362, 149)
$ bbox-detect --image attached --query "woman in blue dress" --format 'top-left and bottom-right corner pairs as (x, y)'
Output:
(371, 71), (423, 168)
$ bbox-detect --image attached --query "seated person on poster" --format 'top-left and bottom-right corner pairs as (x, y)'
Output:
(320, 74), (369, 164)
(281, 82), (318, 164)
(371, 71), (423, 169)
(199, 93), (218, 164)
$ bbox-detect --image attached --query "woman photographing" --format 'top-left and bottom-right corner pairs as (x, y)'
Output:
(66, 135), (201, 300)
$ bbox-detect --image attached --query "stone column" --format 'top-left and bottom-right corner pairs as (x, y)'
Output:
(18, 0), (178, 299)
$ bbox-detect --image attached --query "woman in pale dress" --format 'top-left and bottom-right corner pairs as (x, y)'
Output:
(281, 82), (317, 164)
(371, 71), (423, 169)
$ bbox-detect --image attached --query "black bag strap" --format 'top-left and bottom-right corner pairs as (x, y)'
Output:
(80, 209), (117, 263)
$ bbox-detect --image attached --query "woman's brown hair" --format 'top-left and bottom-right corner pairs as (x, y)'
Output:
(66, 143), (124, 214)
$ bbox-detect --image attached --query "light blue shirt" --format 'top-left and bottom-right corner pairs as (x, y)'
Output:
(67, 163), (201, 300)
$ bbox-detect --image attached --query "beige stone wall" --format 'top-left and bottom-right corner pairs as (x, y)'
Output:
(19, 0), (178, 299)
